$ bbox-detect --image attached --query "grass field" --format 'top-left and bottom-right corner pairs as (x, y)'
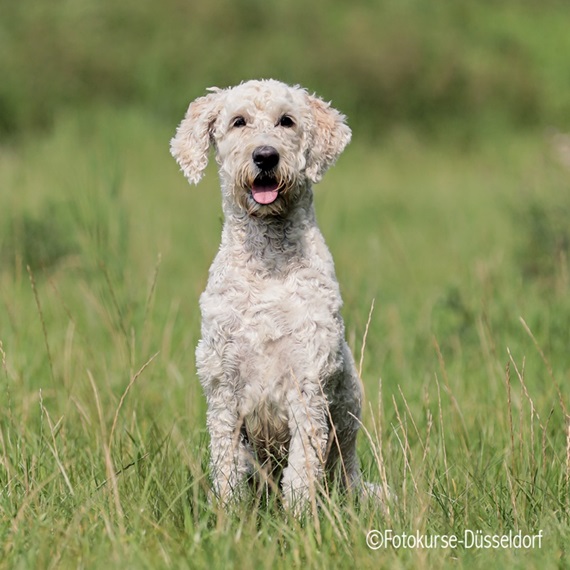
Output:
(1, 106), (569, 569)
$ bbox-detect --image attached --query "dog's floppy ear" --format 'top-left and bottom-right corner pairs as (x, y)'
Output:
(305, 94), (352, 184)
(170, 88), (224, 184)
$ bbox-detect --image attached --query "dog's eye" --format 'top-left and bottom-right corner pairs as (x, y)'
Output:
(278, 115), (295, 128)
(231, 116), (247, 128)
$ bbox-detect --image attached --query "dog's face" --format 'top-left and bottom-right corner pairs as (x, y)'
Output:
(212, 81), (309, 217)
(170, 79), (351, 217)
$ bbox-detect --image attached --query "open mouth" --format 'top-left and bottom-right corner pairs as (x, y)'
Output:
(251, 175), (280, 205)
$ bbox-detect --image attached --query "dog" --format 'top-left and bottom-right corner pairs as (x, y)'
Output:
(171, 79), (363, 514)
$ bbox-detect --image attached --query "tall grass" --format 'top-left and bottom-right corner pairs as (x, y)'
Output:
(1, 107), (569, 568)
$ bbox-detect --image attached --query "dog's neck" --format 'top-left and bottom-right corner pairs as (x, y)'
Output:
(221, 186), (319, 273)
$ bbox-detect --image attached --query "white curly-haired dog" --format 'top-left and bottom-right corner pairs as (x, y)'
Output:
(171, 79), (363, 514)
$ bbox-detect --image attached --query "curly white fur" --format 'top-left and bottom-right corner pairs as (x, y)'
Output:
(171, 79), (363, 514)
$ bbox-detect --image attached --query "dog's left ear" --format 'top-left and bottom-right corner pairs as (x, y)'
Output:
(305, 94), (352, 184)
(170, 88), (224, 185)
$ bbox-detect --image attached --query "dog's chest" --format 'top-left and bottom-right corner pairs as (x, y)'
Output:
(199, 222), (346, 432)
(201, 261), (343, 394)
(205, 263), (342, 346)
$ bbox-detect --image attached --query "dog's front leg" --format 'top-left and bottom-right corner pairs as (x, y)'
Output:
(281, 387), (329, 516)
(206, 396), (249, 506)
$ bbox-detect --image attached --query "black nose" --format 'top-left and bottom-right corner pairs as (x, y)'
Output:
(252, 145), (279, 170)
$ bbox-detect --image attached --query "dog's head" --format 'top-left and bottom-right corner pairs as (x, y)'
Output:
(170, 79), (351, 216)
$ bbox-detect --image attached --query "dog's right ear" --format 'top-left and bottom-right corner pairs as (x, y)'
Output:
(170, 89), (223, 184)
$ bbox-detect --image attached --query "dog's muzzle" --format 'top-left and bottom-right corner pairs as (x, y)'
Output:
(251, 146), (280, 205)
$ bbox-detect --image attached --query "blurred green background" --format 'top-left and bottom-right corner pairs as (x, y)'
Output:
(2, 0), (569, 139)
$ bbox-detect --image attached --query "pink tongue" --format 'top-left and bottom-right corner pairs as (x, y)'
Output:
(251, 181), (279, 205)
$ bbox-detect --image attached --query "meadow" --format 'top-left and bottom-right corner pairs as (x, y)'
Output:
(0, 104), (569, 569)
(1, 0), (570, 568)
